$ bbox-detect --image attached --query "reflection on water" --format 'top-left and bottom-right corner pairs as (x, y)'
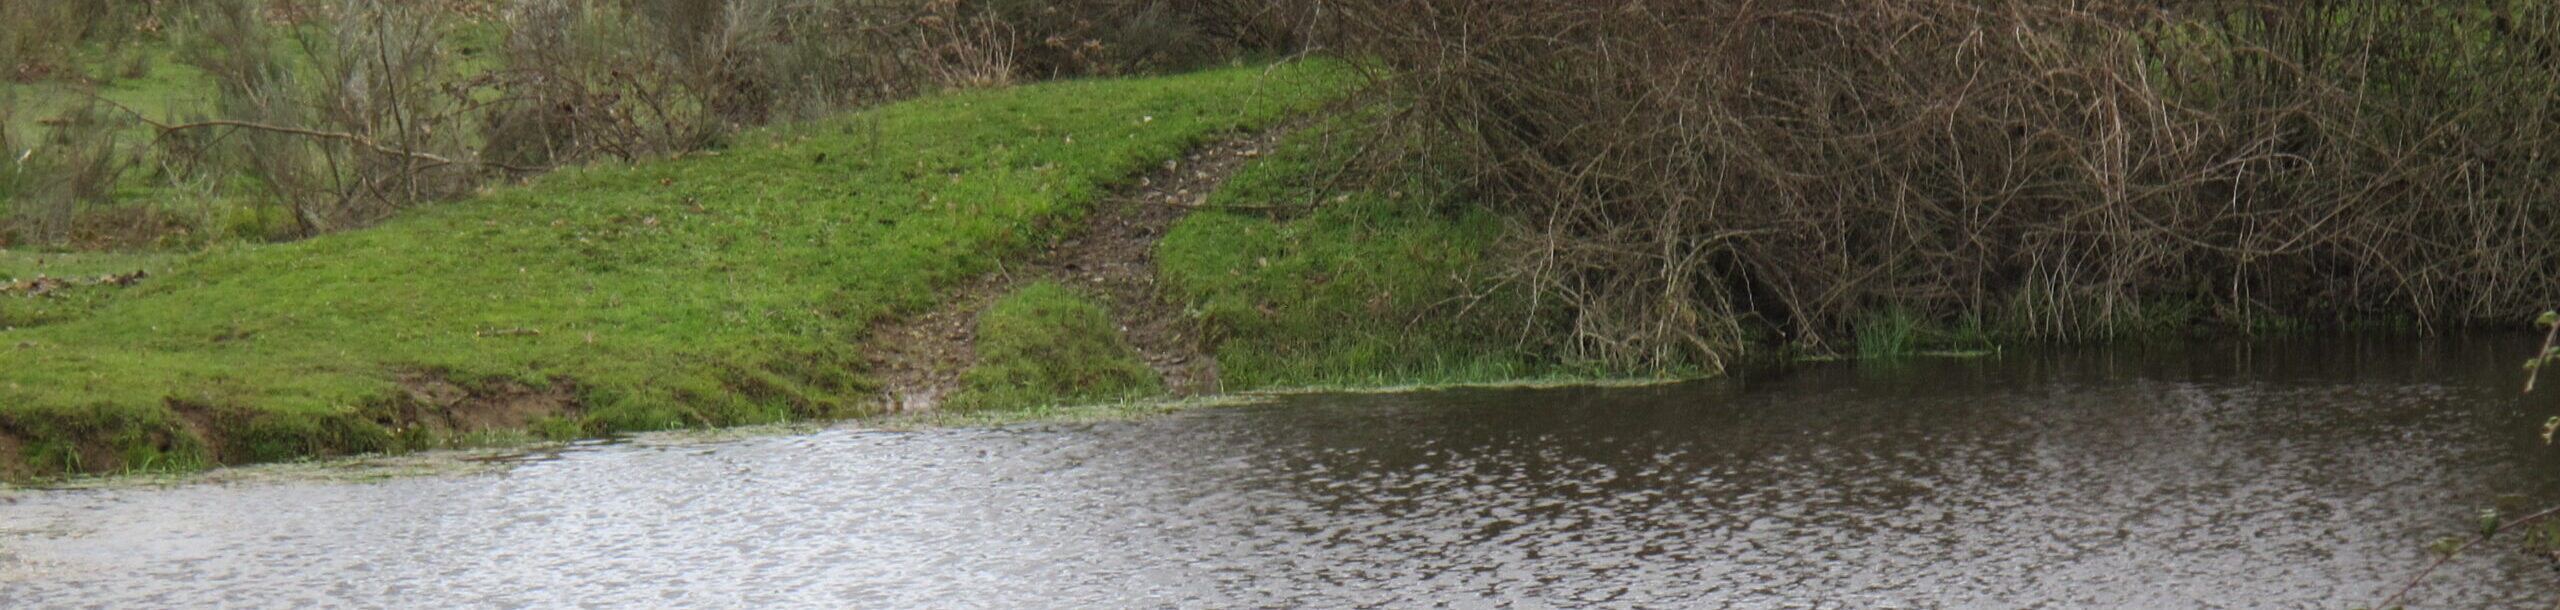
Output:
(5, 338), (2558, 607)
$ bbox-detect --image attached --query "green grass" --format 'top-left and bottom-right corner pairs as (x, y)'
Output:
(1846, 306), (2002, 360)
(950, 282), (1161, 411)
(0, 61), (1351, 479)
(0, 249), (181, 279)
(0, 249), (184, 330)
(1157, 118), (1594, 390)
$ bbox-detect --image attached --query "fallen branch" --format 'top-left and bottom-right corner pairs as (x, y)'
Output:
(81, 93), (544, 173)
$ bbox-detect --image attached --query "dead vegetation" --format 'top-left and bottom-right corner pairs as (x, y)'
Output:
(1339, 0), (2560, 370)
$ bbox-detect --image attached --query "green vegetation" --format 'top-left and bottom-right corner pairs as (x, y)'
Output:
(0, 249), (179, 279)
(11, 0), (2553, 485)
(0, 62), (1349, 479)
(0, 249), (179, 329)
(1849, 307), (1996, 361)
(950, 282), (1160, 411)
(1157, 121), (1601, 390)
(2, 0), (1318, 249)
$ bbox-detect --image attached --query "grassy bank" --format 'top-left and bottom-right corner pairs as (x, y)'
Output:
(1, 249), (181, 329)
(0, 62), (1348, 480)
(1156, 119), (1623, 391)
(950, 282), (1161, 411)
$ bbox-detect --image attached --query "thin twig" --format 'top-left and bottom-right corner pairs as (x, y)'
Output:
(2376, 505), (2560, 609)
(81, 93), (545, 173)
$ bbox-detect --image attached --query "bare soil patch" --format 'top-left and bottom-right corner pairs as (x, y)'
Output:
(0, 429), (26, 482)
(864, 129), (1285, 412)
(393, 373), (582, 434)
(167, 399), (223, 461)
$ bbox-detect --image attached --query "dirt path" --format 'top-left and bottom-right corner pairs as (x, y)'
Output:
(862, 130), (1284, 412)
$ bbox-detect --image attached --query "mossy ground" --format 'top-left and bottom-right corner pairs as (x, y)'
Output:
(950, 282), (1162, 411)
(0, 62), (1350, 479)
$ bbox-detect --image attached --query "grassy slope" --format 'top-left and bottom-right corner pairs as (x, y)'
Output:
(0, 63), (1346, 477)
(1157, 120), (1593, 391)
(951, 282), (1161, 411)
(1, 250), (183, 329)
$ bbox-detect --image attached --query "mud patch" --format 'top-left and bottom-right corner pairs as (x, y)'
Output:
(0, 429), (26, 483)
(393, 373), (583, 435)
(166, 400), (223, 461)
(864, 129), (1287, 412)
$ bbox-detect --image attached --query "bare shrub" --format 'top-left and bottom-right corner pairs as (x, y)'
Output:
(1186, 0), (1334, 53)
(486, 0), (957, 165)
(1340, 0), (2560, 370)
(909, 0), (1017, 89)
(960, 0), (1327, 78)
(1, 0), (168, 83)
(0, 100), (140, 245)
(760, 2), (936, 118)
(484, 0), (719, 167)
(153, 0), (488, 236)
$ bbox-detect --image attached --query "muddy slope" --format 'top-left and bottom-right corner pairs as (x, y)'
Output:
(865, 130), (1285, 412)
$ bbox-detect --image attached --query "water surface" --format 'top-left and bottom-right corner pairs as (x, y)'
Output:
(5, 339), (2558, 607)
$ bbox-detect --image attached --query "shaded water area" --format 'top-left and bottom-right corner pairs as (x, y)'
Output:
(6, 338), (2560, 607)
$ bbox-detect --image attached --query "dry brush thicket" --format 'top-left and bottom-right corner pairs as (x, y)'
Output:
(1339, 0), (2560, 370)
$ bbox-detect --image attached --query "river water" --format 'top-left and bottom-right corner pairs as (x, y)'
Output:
(5, 339), (2558, 608)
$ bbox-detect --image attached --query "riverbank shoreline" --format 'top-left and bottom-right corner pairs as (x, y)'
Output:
(1, 375), (1714, 490)
(0, 64), (1356, 482)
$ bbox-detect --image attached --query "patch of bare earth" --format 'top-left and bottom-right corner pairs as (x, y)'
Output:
(0, 429), (25, 482)
(168, 400), (223, 462)
(393, 373), (582, 435)
(864, 130), (1285, 412)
